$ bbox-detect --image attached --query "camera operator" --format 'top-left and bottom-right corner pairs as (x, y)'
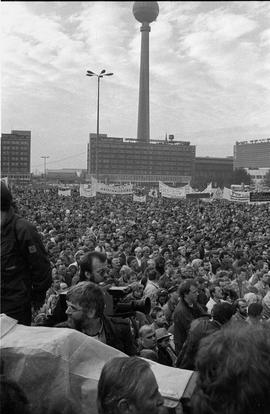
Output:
(56, 281), (137, 356)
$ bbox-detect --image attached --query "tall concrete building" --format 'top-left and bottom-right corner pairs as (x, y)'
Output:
(1, 130), (31, 183)
(87, 133), (195, 186)
(133, 1), (159, 143)
(234, 139), (270, 169)
(87, 3), (195, 186)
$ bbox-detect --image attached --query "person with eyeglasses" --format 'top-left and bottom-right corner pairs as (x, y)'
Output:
(55, 281), (137, 356)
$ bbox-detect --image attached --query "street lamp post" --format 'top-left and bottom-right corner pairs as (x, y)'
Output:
(41, 156), (49, 186)
(86, 69), (113, 183)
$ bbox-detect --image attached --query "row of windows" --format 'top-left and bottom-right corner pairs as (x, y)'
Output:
(94, 148), (195, 155)
(2, 145), (29, 149)
(2, 157), (29, 162)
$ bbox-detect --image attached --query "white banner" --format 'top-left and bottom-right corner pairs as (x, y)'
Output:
(222, 187), (232, 201)
(184, 184), (195, 194)
(222, 187), (249, 202)
(58, 188), (71, 197)
(1, 177), (8, 186)
(133, 194), (146, 202)
(212, 187), (223, 199)
(203, 182), (213, 193)
(159, 182), (186, 199)
(231, 190), (250, 203)
(80, 184), (96, 198)
(91, 177), (133, 194)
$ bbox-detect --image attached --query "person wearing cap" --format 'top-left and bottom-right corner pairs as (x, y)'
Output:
(1, 182), (52, 325)
(156, 328), (177, 367)
(138, 325), (158, 362)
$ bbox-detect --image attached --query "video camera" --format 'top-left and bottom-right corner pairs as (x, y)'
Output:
(107, 286), (151, 318)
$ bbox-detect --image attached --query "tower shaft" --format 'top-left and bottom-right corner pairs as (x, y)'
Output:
(137, 22), (150, 143)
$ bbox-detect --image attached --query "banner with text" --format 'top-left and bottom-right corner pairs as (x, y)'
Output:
(133, 194), (146, 202)
(159, 182), (186, 199)
(91, 177), (133, 195)
(58, 188), (71, 197)
(250, 192), (270, 203)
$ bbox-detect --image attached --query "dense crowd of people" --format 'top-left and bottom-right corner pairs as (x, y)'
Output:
(1, 183), (270, 413)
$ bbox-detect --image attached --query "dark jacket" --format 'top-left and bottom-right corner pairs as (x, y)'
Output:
(176, 317), (219, 370)
(1, 209), (52, 323)
(157, 345), (176, 367)
(173, 298), (204, 355)
(56, 315), (137, 356)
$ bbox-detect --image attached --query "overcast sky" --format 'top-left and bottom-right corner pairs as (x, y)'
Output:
(2, 1), (270, 172)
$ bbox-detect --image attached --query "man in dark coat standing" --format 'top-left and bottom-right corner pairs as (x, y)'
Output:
(173, 279), (205, 355)
(1, 182), (52, 325)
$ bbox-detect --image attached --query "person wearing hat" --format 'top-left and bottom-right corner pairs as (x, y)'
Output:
(1, 182), (52, 325)
(156, 328), (177, 367)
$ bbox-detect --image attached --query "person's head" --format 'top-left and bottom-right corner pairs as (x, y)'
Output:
(147, 259), (156, 270)
(143, 246), (151, 258)
(127, 256), (139, 272)
(79, 252), (107, 284)
(131, 283), (144, 299)
(97, 356), (164, 414)
(235, 298), (248, 317)
(151, 307), (166, 328)
(157, 289), (168, 306)
(74, 250), (84, 265)
(192, 324), (270, 414)
(148, 269), (159, 281)
(179, 279), (198, 305)
(237, 267), (247, 282)
(211, 302), (235, 325)
(261, 273), (270, 285)
(247, 303), (263, 323)
(209, 285), (223, 301)
(135, 246), (142, 258)
(243, 292), (258, 306)
(139, 325), (157, 350)
(111, 257), (121, 270)
(156, 328), (171, 349)
(203, 261), (211, 272)
(120, 265), (132, 283)
(65, 282), (105, 327)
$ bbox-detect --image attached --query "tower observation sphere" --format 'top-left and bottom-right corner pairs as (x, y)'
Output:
(133, 1), (159, 23)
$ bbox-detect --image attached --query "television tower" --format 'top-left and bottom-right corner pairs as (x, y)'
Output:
(133, 1), (159, 143)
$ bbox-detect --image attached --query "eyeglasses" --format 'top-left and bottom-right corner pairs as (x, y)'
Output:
(66, 301), (83, 312)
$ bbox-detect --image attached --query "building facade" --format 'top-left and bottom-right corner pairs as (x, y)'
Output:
(87, 134), (195, 185)
(193, 157), (233, 189)
(1, 130), (31, 183)
(234, 139), (270, 169)
(244, 167), (270, 189)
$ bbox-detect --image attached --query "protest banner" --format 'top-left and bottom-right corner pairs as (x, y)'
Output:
(58, 188), (71, 197)
(79, 184), (96, 198)
(133, 194), (146, 202)
(250, 192), (270, 203)
(159, 182), (186, 199)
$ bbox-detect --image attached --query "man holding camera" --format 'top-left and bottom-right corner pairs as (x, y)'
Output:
(56, 281), (137, 356)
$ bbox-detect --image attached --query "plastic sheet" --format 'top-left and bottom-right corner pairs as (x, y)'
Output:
(1, 314), (193, 413)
